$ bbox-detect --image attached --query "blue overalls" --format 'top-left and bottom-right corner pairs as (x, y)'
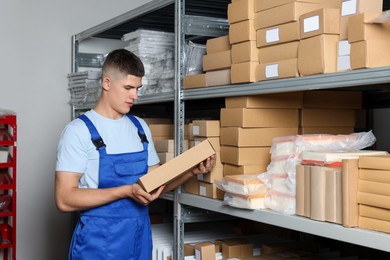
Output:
(69, 114), (152, 260)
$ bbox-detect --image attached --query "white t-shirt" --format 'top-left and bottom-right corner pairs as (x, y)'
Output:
(56, 110), (160, 188)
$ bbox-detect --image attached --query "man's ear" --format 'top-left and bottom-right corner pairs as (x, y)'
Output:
(101, 76), (111, 91)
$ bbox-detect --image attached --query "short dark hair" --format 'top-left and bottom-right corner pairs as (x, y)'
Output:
(102, 49), (145, 78)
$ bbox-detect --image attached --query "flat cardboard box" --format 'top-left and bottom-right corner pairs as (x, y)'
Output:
(138, 140), (215, 192)
(197, 166), (223, 183)
(229, 19), (257, 44)
(157, 152), (174, 164)
(199, 181), (224, 200)
(183, 74), (207, 89)
(340, 15), (349, 40)
(256, 21), (300, 47)
(350, 40), (390, 70)
(202, 50), (231, 71)
(221, 108), (299, 127)
(310, 165), (327, 221)
(223, 163), (268, 176)
(325, 168), (342, 224)
(341, 0), (383, 17)
(206, 35), (230, 54)
(205, 69), (231, 87)
(348, 13), (390, 44)
(358, 180), (390, 197)
(298, 34), (339, 76)
(358, 155), (390, 171)
(359, 169), (390, 183)
(184, 243), (196, 256)
(359, 204), (390, 222)
(220, 127), (298, 147)
(295, 164), (306, 216)
(254, 2), (326, 30)
(220, 145), (271, 165)
(299, 8), (341, 40)
(342, 159), (359, 227)
(303, 90), (362, 109)
(300, 109), (356, 127)
(183, 175), (199, 195)
(154, 139), (189, 153)
(191, 120), (220, 137)
(232, 41), (259, 63)
(359, 216), (390, 234)
(254, 0), (342, 12)
(149, 124), (174, 138)
(257, 59), (299, 81)
(195, 242), (216, 260)
(194, 137), (221, 152)
(225, 92), (303, 109)
(231, 62), (260, 83)
(357, 192), (390, 210)
(259, 41), (299, 64)
(299, 126), (354, 135)
(228, 0), (255, 24)
(221, 240), (253, 259)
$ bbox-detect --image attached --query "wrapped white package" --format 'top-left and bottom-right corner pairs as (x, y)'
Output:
(67, 70), (102, 108)
(185, 41), (206, 76)
(214, 175), (266, 195)
(223, 192), (266, 210)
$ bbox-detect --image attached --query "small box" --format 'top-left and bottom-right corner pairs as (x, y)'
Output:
(154, 139), (189, 153)
(256, 21), (300, 47)
(183, 74), (207, 89)
(202, 50), (231, 72)
(191, 120), (220, 137)
(225, 92), (303, 109)
(184, 243), (197, 256)
(299, 8), (341, 40)
(205, 69), (231, 87)
(300, 109), (356, 127)
(220, 146), (271, 165)
(299, 126), (354, 135)
(206, 35), (230, 54)
(220, 108), (299, 127)
(231, 62), (260, 84)
(359, 204), (390, 222)
(325, 168), (342, 224)
(259, 41), (299, 64)
(231, 41), (259, 63)
(138, 140), (215, 192)
(228, 0), (255, 24)
(199, 182), (224, 199)
(358, 155), (390, 171)
(194, 137), (221, 152)
(303, 90), (362, 109)
(341, 0), (383, 17)
(359, 168), (390, 183)
(357, 192), (390, 210)
(348, 13), (390, 44)
(254, 0), (342, 12)
(195, 242), (216, 260)
(358, 179), (390, 197)
(359, 216), (390, 234)
(298, 34), (339, 76)
(257, 59), (299, 81)
(229, 19), (257, 44)
(149, 124), (174, 138)
(223, 163), (268, 176)
(183, 175), (199, 195)
(350, 40), (390, 70)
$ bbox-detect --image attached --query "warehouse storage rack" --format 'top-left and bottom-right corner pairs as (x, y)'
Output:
(71, 0), (390, 259)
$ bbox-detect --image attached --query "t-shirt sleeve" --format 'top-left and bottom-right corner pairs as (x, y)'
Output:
(138, 118), (160, 167)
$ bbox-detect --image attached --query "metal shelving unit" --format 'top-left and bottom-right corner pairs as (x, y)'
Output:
(70, 0), (390, 259)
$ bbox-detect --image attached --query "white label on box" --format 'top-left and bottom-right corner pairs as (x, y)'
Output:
(304, 15), (320, 33)
(216, 252), (223, 260)
(192, 125), (200, 135)
(199, 186), (206, 196)
(337, 55), (351, 71)
(195, 249), (201, 260)
(338, 40), (351, 56)
(266, 28), (280, 43)
(342, 0), (357, 16)
(265, 64), (279, 78)
(184, 256), (196, 260)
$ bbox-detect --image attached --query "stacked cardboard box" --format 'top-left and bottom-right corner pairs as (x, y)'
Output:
(154, 139), (189, 164)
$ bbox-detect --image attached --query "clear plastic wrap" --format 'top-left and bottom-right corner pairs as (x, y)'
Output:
(223, 192), (266, 210)
(214, 174), (266, 195)
(67, 70), (102, 108)
(184, 41), (206, 76)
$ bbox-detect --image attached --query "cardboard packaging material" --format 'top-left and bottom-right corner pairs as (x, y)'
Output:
(358, 180), (390, 197)
(339, 16), (349, 40)
(256, 21), (300, 47)
(229, 19), (257, 44)
(184, 243), (196, 256)
(259, 41), (299, 64)
(300, 109), (356, 127)
(359, 216), (390, 234)
(202, 50), (231, 71)
(183, 74), (207, 89)
(310, 166), (327, 221)
(199, 181), (224, 199)
(359, 168), (390, 183)
(303, 90), (362, 109)
(143, 118), (172, 125)
(341, 0), (383, 17)
(304, 166), (312, 217)
(197, 166), (223, 184)
(225, 92), (303, 109)
(298, 34), (339, 76)
(295, 164), (306, 216)
(206, 35), (230, 54)
(232, 41), (259, 63)
(325, 168), (342, 224)
(228, 0), (255, 24)
(183, 175), (199, 195)
(220, 145), (271, 166)
(195, 242), (216, 260)
(348, 13), (390, 44)
(191, 120), (220, 137)
(358, 155), (390, 171)
(299, 126), (354, 135)
(154, 139), (189, 153)
(257, 59), (299, 81)
(157, 152), (174, 164)
(342, 159), (358, 227)
(299, 8), (341, 40)
(221, 108), (299, 127)
(254, 2), (326, 30)
(254, 0), (342, 12)
(194, 137), (221, 152)
(149, 124), (174, 138)
(357, 192), (390, 210)
(221, 239), (253, 259)
(205, 69), (231, 87)
(359, 204), (390, 222)
(138, 140), (215, 192)
(350, 40), (390, 70)
(220, 127), (298, 147)
(223, 163), (268, 176)
(231, 62), (260, 83)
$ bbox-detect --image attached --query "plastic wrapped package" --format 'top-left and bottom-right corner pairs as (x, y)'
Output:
(223, 192), (266, 210)
(185, 41), (206, 75)
(67, 71), (102, 108)
(214, 175), (266, 195)
(264, 190), (296, 215)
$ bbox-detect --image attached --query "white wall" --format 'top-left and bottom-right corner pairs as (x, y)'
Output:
(0, 0), (151, 259)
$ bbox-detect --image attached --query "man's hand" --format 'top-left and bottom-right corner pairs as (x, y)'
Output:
(130, 183), (164, 206)
(191, 154), (217, 175)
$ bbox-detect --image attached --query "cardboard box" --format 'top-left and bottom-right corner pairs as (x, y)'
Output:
(341, 0), (383, 17)
(220, 146), (271, 165)
(184, 243), (196, 256)
(157, 152), (174, 164)
(202, 50), (231, 71)
(350, 40), (390, 70)
(138, 140), (215, 192)
(299, 126), (354, 135)
(183, 175), (199, 195)
(195, 242), (216, 260)
(220, 127), (298, 147)
(192, 120), (220, 137)
(256, 21), (300, 47)
(304, 166), (312, 217)
(197, 166), (223, 183)
(194, 137), (221, 152)
(359, 216), (390, 234)
(223, 163), (268, 176)
(232, 41), (259, 63)
(149, 124), (174, 138)
(357, 192), (390, 210)
(206, 35), (230, 54)
(254, 0), (342, 12)
(340, 15), (349, 40)
(300, 109), (356, 127)
(348, 13), (390, 44)
(295, 164), (306, 216)
(199, 181), (224, 199)
(337, 54), (351, 71)
(254, 2), (326, 30)
(359, 204), (390, 222)
(205, 69), (231, 87)
(359, 168), (390, 183)
(231, 62), (260, 84)
(310, 166), (327, 221)
(299, 8), (341, 40)
(298, 34), (339, 76)
(221, 108), (299, 127)
(183, 74), (207, 89)
(325, 168), (342, 224)
(143, 118), (172, 125)
(342, 159), (359, 227)
(154, 139), (189, 153)
(257, 59), (299, 81)
(303, 90), (362, 109)
(259, 41), (299, 64)
(225, 92), (303, 109)
(229, 19), (257, 44)
(359, 180), (390, 197)
(358, 155), (390, 171)
(228, 0), (255, 24)
(221, 239), (254, 259)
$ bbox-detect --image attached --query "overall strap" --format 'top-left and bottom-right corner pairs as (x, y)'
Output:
(78, 114), (106, 152)
(126, 114), (149, 150)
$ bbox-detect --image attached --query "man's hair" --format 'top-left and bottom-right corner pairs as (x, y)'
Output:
(102, 49), (145, 78)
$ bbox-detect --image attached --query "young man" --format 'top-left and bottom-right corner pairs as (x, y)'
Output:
(55, 49), (215, 259)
